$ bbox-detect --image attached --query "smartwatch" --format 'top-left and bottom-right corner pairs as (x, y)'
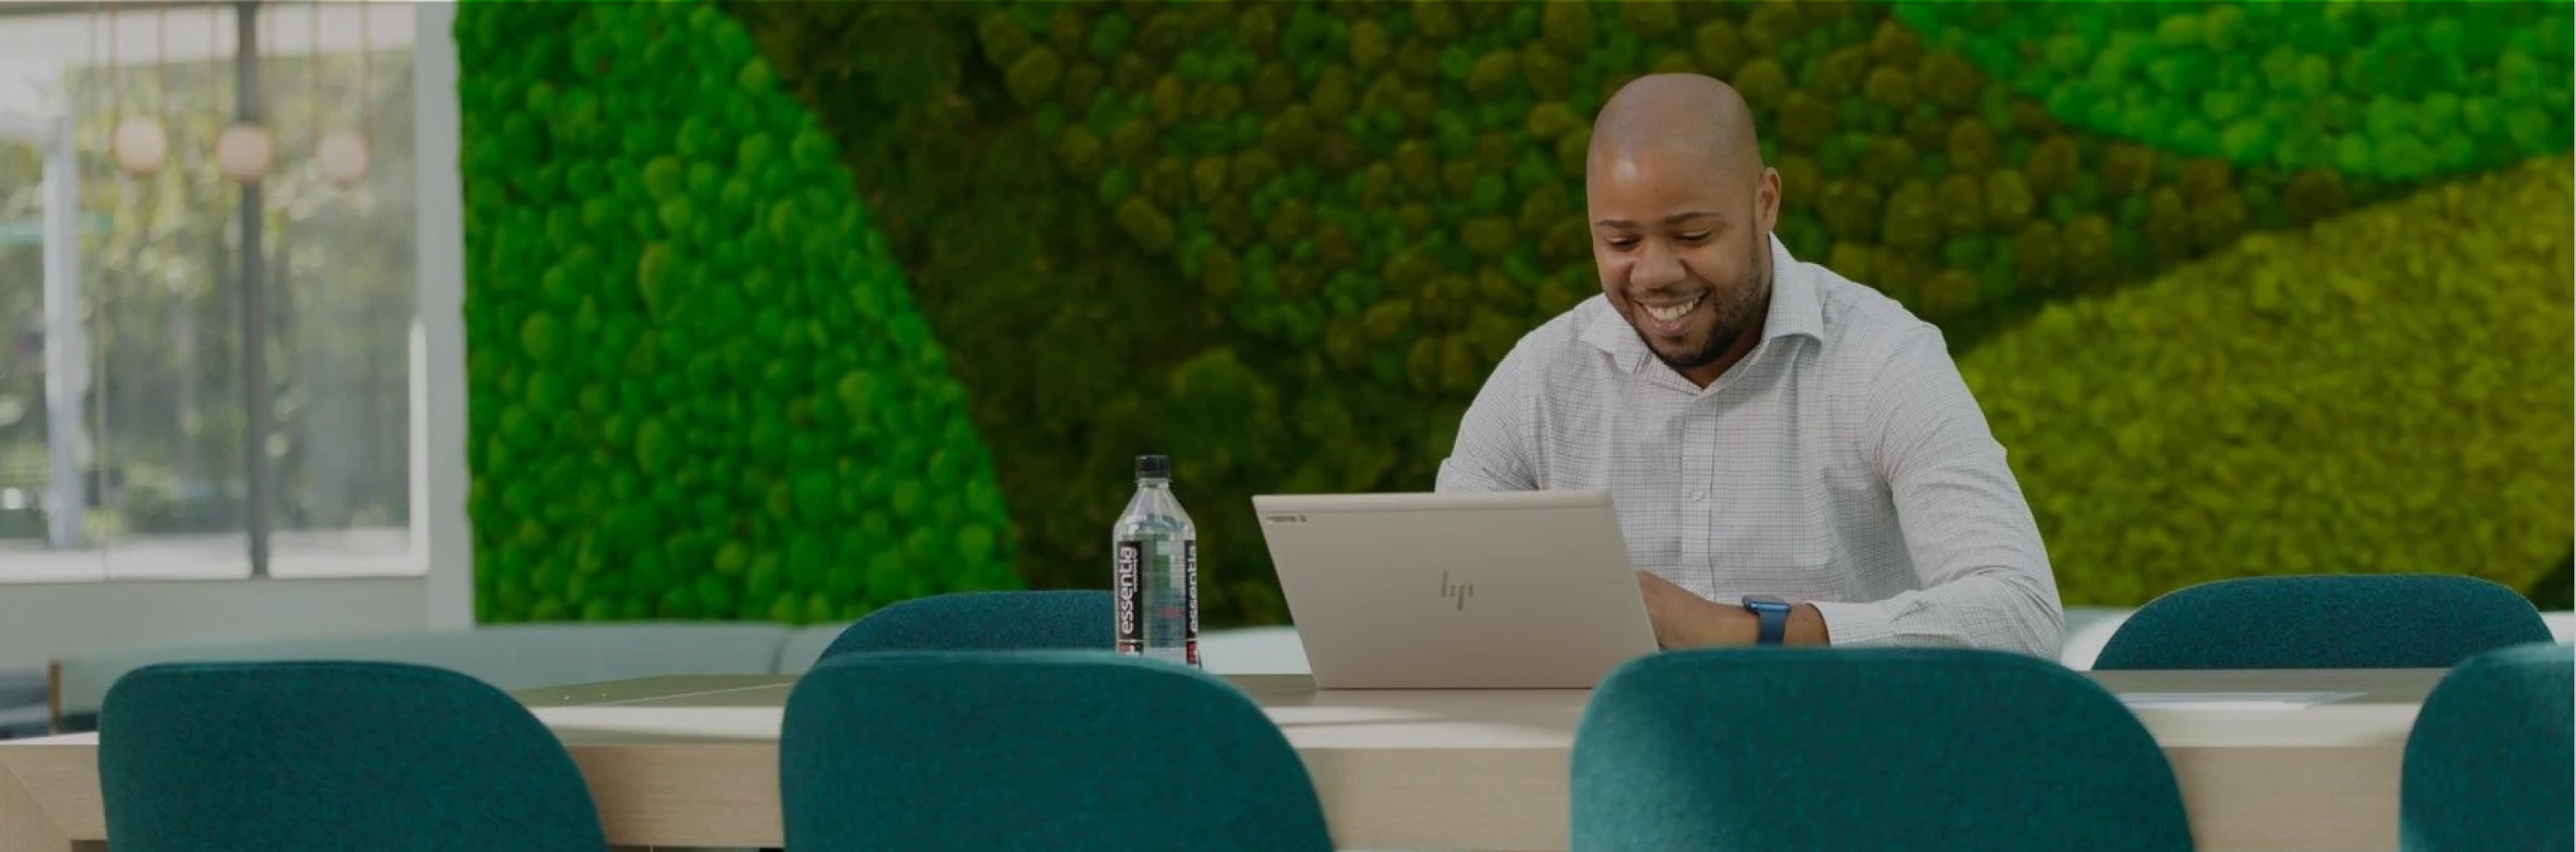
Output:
(1740, 596), (1791, 646)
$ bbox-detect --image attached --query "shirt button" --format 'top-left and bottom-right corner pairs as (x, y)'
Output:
(1688, 490), (1706, 502)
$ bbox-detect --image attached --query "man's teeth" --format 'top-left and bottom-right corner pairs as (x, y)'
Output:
(1647, 296), (1701, 323)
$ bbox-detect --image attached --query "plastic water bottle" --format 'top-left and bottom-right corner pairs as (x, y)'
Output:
(1113, 453), (1199, 666)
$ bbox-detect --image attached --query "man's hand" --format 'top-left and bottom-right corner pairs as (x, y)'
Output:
(1635, 571), (1831, 648)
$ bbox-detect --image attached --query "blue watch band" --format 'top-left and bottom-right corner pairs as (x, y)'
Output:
(1741, 596), (1790, 646)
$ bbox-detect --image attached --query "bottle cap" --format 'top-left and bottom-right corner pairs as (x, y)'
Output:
(1136, 454), (1171, 480)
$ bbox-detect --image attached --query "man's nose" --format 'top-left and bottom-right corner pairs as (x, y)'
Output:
(1631, 243), (1687, 291)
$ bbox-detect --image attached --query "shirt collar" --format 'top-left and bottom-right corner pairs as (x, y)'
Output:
(1583, 233), (1825, 374)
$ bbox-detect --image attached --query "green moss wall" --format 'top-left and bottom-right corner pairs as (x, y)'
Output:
(457, 1), (1019, 624)
(1895, 3), (2572, 181)
(459, 0), (2575, 626)
(1964, 158), (2574, 605)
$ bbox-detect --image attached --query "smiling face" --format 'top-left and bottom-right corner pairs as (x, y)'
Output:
(1587, 141), (1781, 385)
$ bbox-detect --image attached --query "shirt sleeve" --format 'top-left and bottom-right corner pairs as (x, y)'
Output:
(1435, 346), (1538, 493)
(1807, 325), (2066, 658)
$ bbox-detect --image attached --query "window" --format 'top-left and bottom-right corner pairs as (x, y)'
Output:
(0, 3), (419, 581)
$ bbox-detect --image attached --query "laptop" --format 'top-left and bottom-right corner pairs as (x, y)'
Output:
(1251, 489), (1659, 689)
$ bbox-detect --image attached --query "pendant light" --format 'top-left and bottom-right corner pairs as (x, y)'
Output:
(215, 0), (273, 184)
(107, 3), (170, 177)
(314, 0), (370, 187)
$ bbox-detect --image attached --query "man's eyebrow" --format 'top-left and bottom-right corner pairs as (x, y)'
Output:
(1592, 211), (1724, 228)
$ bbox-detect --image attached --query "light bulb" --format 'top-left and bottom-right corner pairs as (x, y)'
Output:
(110, 116), (168, 176)
(215, 123), (273, 183)
(315, 129), (371, 187)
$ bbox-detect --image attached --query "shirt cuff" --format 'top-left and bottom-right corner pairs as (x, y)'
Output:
(1808, 600), (1897, 647)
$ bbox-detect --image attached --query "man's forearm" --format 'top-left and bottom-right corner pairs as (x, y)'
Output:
(1806, 570), (2064, 656)
(1650, 588), (1832, 648)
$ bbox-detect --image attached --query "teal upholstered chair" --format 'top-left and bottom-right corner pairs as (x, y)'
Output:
(2093, 575), (2553, 670)
(779, 651), (1331, 852)
(819, 590), (1112, 659)
(1572, 648), (2193, 852)
(2400, 642), (2574, 852)
(97, 660), (606, 851)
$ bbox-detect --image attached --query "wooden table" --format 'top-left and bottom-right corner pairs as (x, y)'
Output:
(0, 668), (2435, 852)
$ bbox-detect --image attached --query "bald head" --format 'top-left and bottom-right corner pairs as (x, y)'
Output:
(1581, 73), (1781, 388)
(1587, 73), (1765, 180)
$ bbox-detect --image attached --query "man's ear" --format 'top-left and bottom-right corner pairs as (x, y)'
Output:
(1756, 167), (1782, 234)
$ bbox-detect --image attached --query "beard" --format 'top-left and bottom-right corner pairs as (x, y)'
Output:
(1637, 239), (1771, 373)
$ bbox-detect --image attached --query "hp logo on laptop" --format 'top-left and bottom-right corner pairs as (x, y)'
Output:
(1440, 571), (1474, 611)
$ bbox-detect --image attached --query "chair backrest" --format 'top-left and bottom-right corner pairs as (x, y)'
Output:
(2092, 575), (2553, 671)
(780, 651), (1332, 852)
(1572, 648), (2193, 852)
(817, 590), (1111, 659)
(97, 660), (607, 852)
(2401, 642), (2574, 852)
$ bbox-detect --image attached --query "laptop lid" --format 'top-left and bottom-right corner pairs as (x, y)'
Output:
(1251, 489), (1658, 689)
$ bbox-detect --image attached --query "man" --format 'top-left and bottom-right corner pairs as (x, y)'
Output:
(1435, 73), (2063, 657)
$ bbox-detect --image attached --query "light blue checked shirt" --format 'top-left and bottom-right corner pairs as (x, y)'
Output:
(1436, 235), (2063, 657)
